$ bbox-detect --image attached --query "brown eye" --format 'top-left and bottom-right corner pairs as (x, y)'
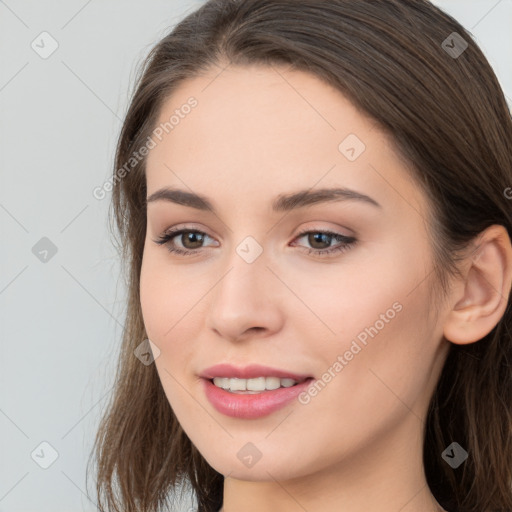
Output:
(292, 229), (357, 257)
(306, 232), (332, 249)
(153, 228), (217, 255)
(179, 231), (207, 249)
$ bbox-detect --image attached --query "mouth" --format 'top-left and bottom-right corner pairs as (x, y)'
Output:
(199, 364), (315, 418)
(201, 376), (316, 419)
(199, 363), (313, 382)
(207, 376), (313, 394)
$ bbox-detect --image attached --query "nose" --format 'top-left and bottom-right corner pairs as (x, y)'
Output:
(205, 249), (284, 343)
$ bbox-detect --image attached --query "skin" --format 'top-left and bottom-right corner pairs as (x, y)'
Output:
(139, 62), (512, 512)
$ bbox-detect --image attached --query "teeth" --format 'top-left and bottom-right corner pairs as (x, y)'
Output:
(212, 376), (299, 392)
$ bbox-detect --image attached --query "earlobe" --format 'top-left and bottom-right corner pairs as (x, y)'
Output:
(443, 225), (512, 345)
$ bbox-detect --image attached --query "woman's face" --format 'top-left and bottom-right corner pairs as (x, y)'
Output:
(140, 64), (451, 481)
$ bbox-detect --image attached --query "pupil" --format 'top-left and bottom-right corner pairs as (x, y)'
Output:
(184, 232), (203, 249)
(310, 233), (330, 249)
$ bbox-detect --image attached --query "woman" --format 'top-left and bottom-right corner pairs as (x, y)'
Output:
(88, 1), (512, 511)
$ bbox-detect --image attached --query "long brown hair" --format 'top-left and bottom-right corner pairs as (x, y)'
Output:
(87, 1), (512, 511)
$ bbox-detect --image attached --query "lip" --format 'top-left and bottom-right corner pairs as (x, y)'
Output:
(199, 364), (315, 419)
(199, 363), (312, 382)
(202, 377), (314, 419)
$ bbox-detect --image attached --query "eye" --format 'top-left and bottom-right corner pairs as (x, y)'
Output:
(152, 227), (218, 256)
(291, 228), (357, 257)
(152, 226), (357, 258)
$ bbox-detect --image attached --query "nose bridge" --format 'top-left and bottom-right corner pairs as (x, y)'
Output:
(214, 239), (268, 310)
(206, 236), (282, 340)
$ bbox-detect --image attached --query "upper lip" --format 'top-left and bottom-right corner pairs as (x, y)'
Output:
(200, 363), (312, 382)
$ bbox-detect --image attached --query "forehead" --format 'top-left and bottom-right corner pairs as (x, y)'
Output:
(149, 64), (370, 161)
(145, 64), (428, 220)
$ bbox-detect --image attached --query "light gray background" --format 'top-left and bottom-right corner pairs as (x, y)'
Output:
(0, 1), (511, 511)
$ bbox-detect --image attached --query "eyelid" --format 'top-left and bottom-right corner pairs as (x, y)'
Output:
(153, 222), (358, 261)
(159, 223), (215, 239)
(294, 222), (354, 237)
(157, 222), (354, 244)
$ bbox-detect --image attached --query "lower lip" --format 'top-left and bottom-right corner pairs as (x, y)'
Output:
(202, 378), (314, 419)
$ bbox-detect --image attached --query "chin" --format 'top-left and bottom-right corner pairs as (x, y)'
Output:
(204, 453), (310, 482)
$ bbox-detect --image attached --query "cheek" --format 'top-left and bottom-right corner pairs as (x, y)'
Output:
(139, 248), (207, 369)
(322, 281), (434, 424)
(290, 285), (435, 466)
(140, 253), (167, 341)
(296, 242), (435, 402)
(283, 242), (429, 348)
(139, 253), (210, 431)
(140, 248), (192, 336)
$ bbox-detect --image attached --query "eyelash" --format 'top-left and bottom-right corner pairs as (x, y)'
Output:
(152, 226), (357, 258)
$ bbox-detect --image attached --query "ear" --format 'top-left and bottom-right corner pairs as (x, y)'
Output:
(443, 225), (512, 345)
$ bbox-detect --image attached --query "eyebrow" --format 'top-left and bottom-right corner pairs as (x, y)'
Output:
(146, 186), (382, 212)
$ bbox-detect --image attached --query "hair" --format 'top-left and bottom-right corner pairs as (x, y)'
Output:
(86, 1), (512, 511)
